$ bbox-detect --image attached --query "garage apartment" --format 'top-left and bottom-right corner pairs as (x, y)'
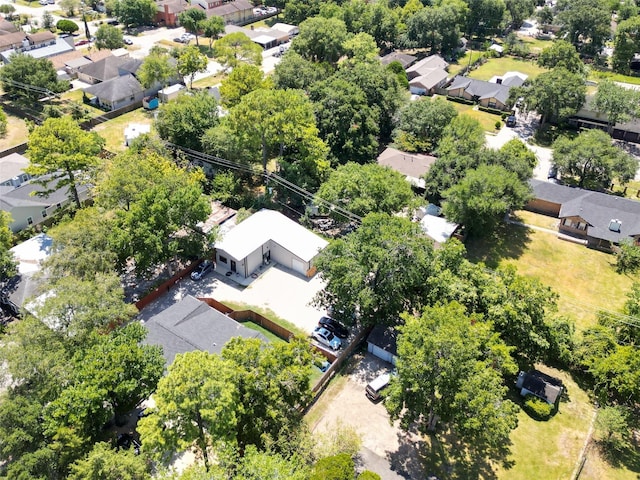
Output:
(215, 209), (328, 278)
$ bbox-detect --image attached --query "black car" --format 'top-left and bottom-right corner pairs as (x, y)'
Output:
(506, 115), (516, 127)
(318, 316), (349, 339)
(116, 433), (141, 455)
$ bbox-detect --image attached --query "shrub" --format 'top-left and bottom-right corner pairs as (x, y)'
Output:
(523, 394), (553, 419)
(495, 120), (502, 129)
(56, 19), (79, 34)
(358, 471), (382, 480)
(311, 454), (354, 480)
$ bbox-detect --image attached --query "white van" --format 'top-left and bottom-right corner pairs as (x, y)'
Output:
(365, 373), (391, 402)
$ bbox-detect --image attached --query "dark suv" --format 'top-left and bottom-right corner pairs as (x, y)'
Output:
(318, 316), (349, 338)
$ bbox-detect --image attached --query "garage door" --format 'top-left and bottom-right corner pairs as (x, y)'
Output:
(291, 258), (306, 275)
(368, 344), (395, 365)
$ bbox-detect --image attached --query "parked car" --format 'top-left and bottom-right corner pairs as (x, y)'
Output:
(506, 115), (516, 127)
(365, 372), (391, 402)
(548, 166), (558, 179)
(116, 433), (141, 455)
(191, 260), (214, 281)
(312, 326), (342, 350)
(123, 37), (133, 45)
(39, 0), (49, 5)
(318, 316), (349, 338)
(75, 39), (90, 46)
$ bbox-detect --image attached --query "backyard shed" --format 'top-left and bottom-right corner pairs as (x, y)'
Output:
(158, 83), (185, 102)
(366, 325), (398, 366)
(214, 209), (328, 278)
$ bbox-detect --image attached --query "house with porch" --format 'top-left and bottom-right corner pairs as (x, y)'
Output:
(214, 209), (328, 279)
(527, 179), (640, 251)
(446, 71), (527, 111)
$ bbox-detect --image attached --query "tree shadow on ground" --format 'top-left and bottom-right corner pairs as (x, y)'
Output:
(465, 221), (532, 269)
(388, 423), (514, 480)
(595, 440), (640, 474)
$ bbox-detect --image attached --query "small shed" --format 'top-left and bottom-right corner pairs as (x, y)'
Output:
(420, 214), (461, 244)
(124, 123), (151, 146)
(516, 370), (563, 408)
(158, 83), (185, 102)
(366, 325), (397, 366)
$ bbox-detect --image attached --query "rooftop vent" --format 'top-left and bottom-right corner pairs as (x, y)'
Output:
(609, 219), (622, 232)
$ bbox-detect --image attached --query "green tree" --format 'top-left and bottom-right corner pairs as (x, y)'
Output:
(177, 45), (208, 89)
(235, 445), (310, 480)
(556, 0), (611, 54)
(42, 9), (54, 29)
(385, 302), (519, 460)
(202, 15), (225, 50)
(536, 5), (554, 26)
(292, 16), (349, 64)
(219, 64), (267, 108)
(272, 50), (329, 90)
(96, 148), (211, 276)
(312, 213), (435, 326)
(537, 40), (585, 75)
(613, 16), (640, 73)
(615, 239), (640, 273)
(139, 351), (238, 472)
(114, 0), (157, 28)
(442, 164), (532, 235)
(403, 4), (461, 55)
(0, 4), (15, 20)
(552, 128), (638, 189)
(137, 49), (178, 90)
(179, 8), (207, 47)
(423, 115), (486, 202)
(595, 406), (632, 451)
(220, 338), (314, 454)
(516, 67), (586, 126)
(155, 89), (219, 150)
(214, 32), (263, 71)
(311, 453), (354, 480)
(505, 0), (535, 28)
(393, 97), (458, 152)
(486, 138), (536, 181)
(343, 32), (379, 64)
(31, 272), (137, 342)
(59, 0), (80, 16)
(316, 162), (415, 218)
(0, 211), (16, 283)
(26, 117), (105, 209)
(94, 23), (124, 50)
(465, 0), (506, 36)
(593, 80), (640, 132)
(56, 19), (79, 34)
(68, 442), (150, 480)
(310, 77), (379, 164)
(43, 208), (118, 281)
(0, 54), (69, 101)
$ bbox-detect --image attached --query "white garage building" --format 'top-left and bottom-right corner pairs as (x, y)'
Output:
(215, 209), (328, 278)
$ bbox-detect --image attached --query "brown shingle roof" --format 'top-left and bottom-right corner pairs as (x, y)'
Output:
(0, 31), (26, 50)
(0, 19), (19, 33)
(27, 31), (56, 43)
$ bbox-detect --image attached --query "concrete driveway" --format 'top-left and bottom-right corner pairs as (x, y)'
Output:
(310, 353), (428, 480)
(137, 264), (327, 335)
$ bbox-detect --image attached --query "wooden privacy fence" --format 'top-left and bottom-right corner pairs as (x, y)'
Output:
(134, 260), (202, 311)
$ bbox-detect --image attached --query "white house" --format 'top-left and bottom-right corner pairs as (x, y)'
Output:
(214, 209), (328, 278)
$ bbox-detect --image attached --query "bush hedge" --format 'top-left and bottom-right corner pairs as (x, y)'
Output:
(523, 394), (553, 420)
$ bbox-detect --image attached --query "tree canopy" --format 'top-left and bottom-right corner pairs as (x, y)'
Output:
(114, 0), (157, 27)
(552, 129), (638, 189)
(179, 8), (207, 46)
(214, 32), (263, 70)
(292, 16), (349, 64)
(393, 97), (458, 153)
(537, 40), (585, 75)
(26, 117), (105, 209)
(95, 23), (124, 50)
(593, 80), (640, 132)
(0, 54), (69, 100)
(0, 211), (16, 284)
(137, 49), (178, 90)
(177, 45), (209, 89)
(316, 162), (416, 218)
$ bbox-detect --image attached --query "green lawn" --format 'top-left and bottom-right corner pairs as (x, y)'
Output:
(466, 213), (636, 331)
(468, 57), (548, 81)
(447, 100), (503, 132)
(240, 320), (285, 343)
(517, 35), (554, 54)
(588, 69), (640, 86)
(448, 50), (485, 76)
(0, 114), (28, 151)
(216, 300), (308, 339)
(91, 108), (156, 153)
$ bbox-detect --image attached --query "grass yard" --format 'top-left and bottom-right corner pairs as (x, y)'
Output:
(588, 69), (640, 86)
(0, 114), (29, 151)
(466, 212), (635, 331)
(517, 35), (554, 54)
(448, 100), (502, 132)
(610, 179), (640, 200)
(240, 320), (285, 343)
(215, 299), (308, 338)
(468, 57), (548, 81)
(191, 73), (225, 90)
(448, 50), (485, 76)
(91, 108), (155, 153)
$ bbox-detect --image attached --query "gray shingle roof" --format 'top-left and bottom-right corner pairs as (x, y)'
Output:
(379, 51), (417, 69)
(83, 74), (142, 103)
(366, 324), (397, 357)
(78, 55), (130, 82)
(447, 75), (513, 104)
(143, 295), (269, 365)
(529, 179), (640, 243)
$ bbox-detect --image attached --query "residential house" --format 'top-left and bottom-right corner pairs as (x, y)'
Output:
(516, 370), (563, 408)
(446, 72), (526, 111)
(406, 54), (449, 95)
(192, 0), (254, 24)
(0, 153), (33, 189)
(570, 93), (640, 144)
(366, 325), (397, 366)
(0, 173), (91, 232)
(223, 24), (287, 49)
(50, 48), (112, 77)
(83, 74), (145, 111)
(214, 209), (328, 278)
(155, 0), (188, 27)
(77, 55), (135, 84)
(1, 35), (75, 63)
(271, 22), (299, 39)
(377, 147), (436, 190)
(527, 179), (640, 251)
(143, 294), (269, 364)
(379, 51), (417, 69)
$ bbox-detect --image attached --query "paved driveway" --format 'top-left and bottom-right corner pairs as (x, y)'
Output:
(137, 264), (326, 335)
(310, 354), (428, 480)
